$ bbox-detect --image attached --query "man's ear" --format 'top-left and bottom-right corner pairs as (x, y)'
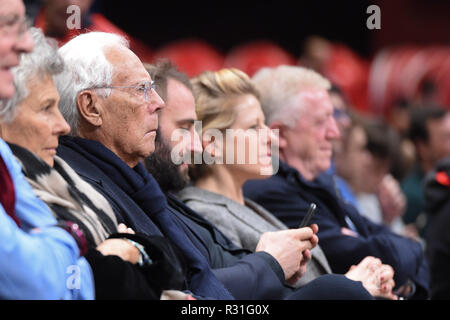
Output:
(76, 90), (103, 127)
(269, 121), (288, 150)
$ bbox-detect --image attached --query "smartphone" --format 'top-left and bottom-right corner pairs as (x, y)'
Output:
(299, 203), (317, 228)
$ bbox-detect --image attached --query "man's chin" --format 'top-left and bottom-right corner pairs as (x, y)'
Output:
(320, 160), (332, 173)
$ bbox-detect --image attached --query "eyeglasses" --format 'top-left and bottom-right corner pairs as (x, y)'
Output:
(89, 80), (157, 103)
(0, 15), (30, 39)
(333, 108), (349, 120)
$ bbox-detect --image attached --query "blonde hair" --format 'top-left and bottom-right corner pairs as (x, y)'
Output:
(252, 65), (331, 128)
(191, 68), (260, 132)
(190, 68), (260, 180)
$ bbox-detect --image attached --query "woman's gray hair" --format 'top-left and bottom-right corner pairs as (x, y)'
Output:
(53, 32), (129, 135)
(0, 27), (64, 123)
(252, 65), (331, 128)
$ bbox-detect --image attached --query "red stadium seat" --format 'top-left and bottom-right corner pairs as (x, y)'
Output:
(153, 39), (225, 77)
(224, 40), (296, 76)
(322, 44), (371, 113)
(368, 46), (450, 117)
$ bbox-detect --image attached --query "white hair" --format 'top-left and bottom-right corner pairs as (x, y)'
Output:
(252, 65), (331, 128)
(54, 32), (129, 135)
(0, 27), (64, 123)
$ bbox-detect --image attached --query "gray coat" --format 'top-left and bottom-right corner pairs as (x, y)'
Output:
(178, 186), (333, 286)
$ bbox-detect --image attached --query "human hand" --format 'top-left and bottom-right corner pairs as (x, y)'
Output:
(96, 238), (140, 264)
(286, 248), (313, 286)
(308, 224), (319, 247)
(256, 227), (317, 280)
(286, 225), (317, 285)
(378, 174), (406, 224)
(377, 264), (397, 299)
(160, 290), (197, 300)
(117, 223), (136, 234)
(345, 256), (397, 300)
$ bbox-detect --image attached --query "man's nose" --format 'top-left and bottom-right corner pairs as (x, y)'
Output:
(327, 116), (341, 140)
(149, 88), (165, 113)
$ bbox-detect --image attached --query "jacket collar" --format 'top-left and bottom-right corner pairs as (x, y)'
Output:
(179, 185), (267, 215)
(177, 186), (288, 232)
(167, 193), (251, 254)
(278, 159), (333, 190)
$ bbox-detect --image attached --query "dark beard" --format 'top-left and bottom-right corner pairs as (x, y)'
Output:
(144, 131), (189, 194)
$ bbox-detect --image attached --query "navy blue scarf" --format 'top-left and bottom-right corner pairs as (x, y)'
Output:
(61, 136), (234, 299)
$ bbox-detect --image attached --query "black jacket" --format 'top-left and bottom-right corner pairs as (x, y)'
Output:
(424, 156), (450, 299)
(57, 137), (289, 300)
(244, 160), (430, 299)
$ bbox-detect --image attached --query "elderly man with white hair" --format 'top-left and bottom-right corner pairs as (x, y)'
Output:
(243, 65), (430, 299)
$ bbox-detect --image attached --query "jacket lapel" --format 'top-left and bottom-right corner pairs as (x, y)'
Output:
(167, 193), (250, 255)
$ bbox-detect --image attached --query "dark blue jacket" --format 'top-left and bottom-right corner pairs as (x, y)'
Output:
(243, 160), (430, 298)
(424, 157), (450, 299)
(57, 139), (289, 300)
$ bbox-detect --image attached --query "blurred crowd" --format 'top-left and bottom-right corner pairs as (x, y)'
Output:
(1, 0), (450, 300)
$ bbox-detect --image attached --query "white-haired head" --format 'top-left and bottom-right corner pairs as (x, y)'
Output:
(252, 65), (331, 128)
(0, 27), (63, 123)
(54, 32), (129, 135)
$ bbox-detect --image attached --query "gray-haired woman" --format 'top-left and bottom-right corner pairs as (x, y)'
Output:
(0, 27), (187, 299)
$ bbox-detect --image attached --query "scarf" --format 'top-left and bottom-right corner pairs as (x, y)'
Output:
(61, 136), (234, 299)
(9, 143), (117, 246)
(0, 155), (21, 226)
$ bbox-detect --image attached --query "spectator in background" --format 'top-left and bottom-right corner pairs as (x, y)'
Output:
(327, 84), (361, 208)
(329, 85), (352, 160)
(386, 98), (416, 180)
(299, 35), (370, 113)
(32, 0), (153, 62)
(414, 79), (440, 109)
(243, 65), (430, 299)
(0, 0), (94, 299)
(336, 117), (413, 239)
(402, 106), (450, 237)
(424, 156), (450, 299)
